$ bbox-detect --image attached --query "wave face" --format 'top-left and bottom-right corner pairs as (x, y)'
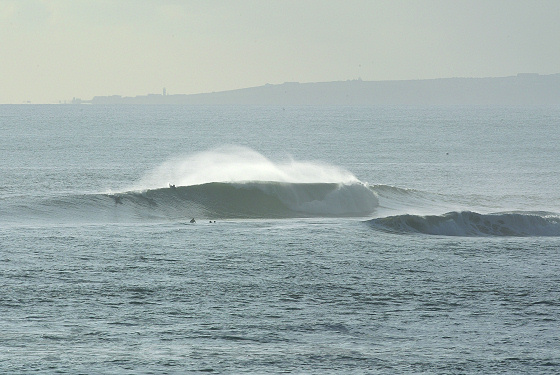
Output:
(3, 181), (378, 224)
(114, 181), (378, 220)
(367, 211), (560, 237)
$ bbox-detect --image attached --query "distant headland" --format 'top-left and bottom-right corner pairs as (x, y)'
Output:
(77, 73), (560, 106)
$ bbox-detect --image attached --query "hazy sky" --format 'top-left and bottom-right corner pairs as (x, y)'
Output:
(1, 0), (559, 103)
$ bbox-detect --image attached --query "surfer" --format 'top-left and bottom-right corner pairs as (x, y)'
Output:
(190, 218), (196, 223)
(112, 195), (122, 204)
(169, 183), (176, 189)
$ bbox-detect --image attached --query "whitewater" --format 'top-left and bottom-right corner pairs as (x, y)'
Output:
(1, 105), (559, 374)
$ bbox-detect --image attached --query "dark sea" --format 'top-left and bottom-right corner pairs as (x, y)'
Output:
(1, 105), (559, 374)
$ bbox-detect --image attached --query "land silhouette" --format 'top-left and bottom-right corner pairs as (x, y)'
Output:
(84, 73), (559, 106)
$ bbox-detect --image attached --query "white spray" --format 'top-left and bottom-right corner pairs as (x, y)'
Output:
(135, 145), (360, 189)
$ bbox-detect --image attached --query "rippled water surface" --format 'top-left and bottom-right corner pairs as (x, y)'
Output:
(1, 105), (559, 373)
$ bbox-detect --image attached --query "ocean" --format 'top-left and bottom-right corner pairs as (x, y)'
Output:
(1, 104), (559, 374)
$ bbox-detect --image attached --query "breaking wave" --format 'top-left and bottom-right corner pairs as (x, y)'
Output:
(108, 181), (378, 220)
(3, 145), (379, 224)
(2, 181), (377, 224)
(367, 211), (560, 237)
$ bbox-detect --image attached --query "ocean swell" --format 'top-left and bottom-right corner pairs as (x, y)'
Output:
(367, 211), (560, 237)
(114, 181), (378, 220)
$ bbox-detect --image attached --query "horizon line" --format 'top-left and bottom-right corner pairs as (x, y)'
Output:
(4, 72), (560, 105)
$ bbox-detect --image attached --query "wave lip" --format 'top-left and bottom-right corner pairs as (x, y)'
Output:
(367, 211), (560, 237)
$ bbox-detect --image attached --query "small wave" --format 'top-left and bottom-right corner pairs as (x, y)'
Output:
(367, 211), (560, 237)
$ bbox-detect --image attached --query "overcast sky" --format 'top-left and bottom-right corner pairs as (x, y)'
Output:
(1, 0), (559, 103)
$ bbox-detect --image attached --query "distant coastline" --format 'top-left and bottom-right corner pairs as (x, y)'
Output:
(76, 73), (560, 106)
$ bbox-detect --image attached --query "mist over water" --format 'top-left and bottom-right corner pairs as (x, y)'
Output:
(135, 145), (359, 189)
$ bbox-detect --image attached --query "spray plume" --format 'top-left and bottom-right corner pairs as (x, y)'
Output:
(135, 145), (359, 189)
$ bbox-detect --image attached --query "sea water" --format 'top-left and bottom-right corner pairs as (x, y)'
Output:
(1, 105), (559, 373)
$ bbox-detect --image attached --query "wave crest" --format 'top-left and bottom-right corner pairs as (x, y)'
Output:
(135, 146), (359, 189)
